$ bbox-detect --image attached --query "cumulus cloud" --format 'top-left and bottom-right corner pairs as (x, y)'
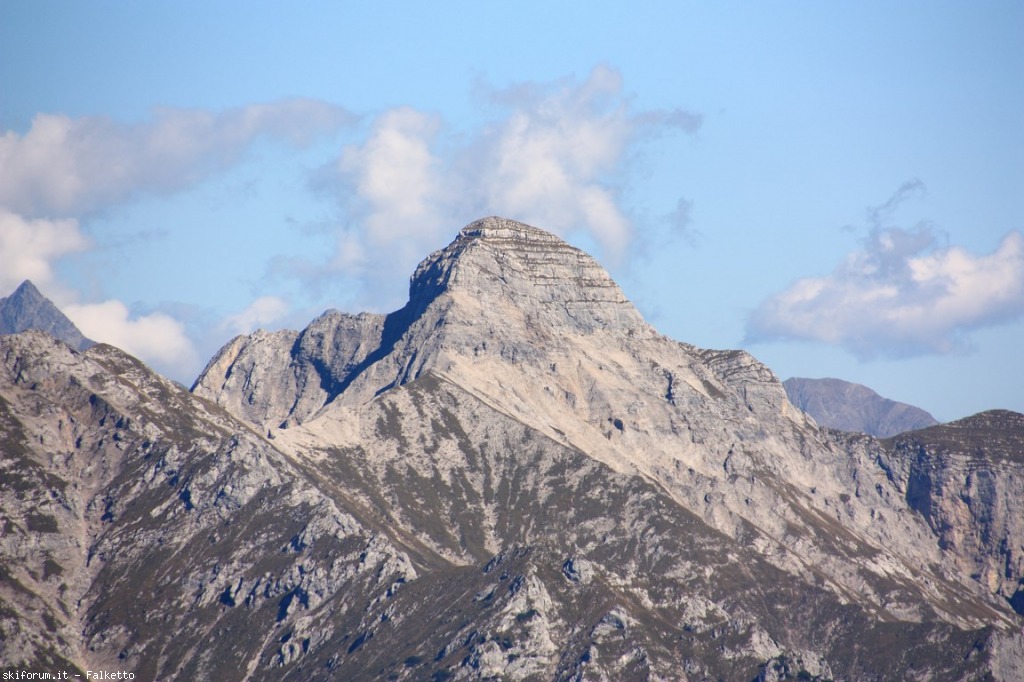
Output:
(310, 66), (701, 306)
(0, 98), (355, 217)
(220, 296), (290, 337)
(469, 65), (700, 258)
(0, 208), (90, 293)
(746, 221), (1024, 358)
(3, 75), (700, 376)
(330, 107), (447, 271)
(64, 300), (199, 377)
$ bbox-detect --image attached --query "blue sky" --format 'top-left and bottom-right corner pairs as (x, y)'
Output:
(2, 1), (1021, 421)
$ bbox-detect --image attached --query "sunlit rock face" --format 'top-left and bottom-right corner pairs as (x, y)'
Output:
(4, 218), (1023, 680)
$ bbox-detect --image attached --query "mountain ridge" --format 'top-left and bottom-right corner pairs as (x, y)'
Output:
(196, 218), (1024, 630)
(3, 217), (1023, 680)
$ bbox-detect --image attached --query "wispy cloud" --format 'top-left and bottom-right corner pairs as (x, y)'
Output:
(746, 183), (1024, 358)
(0, 98), (355, 217)
(664, 197), (698, 246)
(306, 66), (701, 308)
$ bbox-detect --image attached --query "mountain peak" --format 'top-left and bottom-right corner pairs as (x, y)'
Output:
(11, 279), (45, 301)
(458, 215), (567, 244)
(0, 279), (95, 352)
(193, 217), (657, 429)
(187, 216), (1024, 679)
(784, 376), (938, 437)
(887, 409), (1024, 464)
(407, 217), (647, 335)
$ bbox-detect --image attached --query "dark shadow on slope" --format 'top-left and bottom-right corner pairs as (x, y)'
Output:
(318, 247), (461, 405)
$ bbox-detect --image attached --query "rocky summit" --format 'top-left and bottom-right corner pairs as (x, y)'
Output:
(3, 217), (1023, 681)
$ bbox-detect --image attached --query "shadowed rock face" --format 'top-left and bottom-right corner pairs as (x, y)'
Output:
(5, 218), (1024, 680)
(0, 280), (94, 351)
(783, 376), (939, 437)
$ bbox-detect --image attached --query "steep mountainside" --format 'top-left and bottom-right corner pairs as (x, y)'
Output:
(0, 332), (416, 678)
(0, 280), (94, 351)
(193, 217), (1023, 678)
(3, 217), (1023, 680)
(784, 377), (938, 437)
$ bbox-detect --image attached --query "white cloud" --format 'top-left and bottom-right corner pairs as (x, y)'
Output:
(470, 66), (635, 256)
(64, 300), (198, 376)
(3, 76), (701, 378)
(0, 99), (354, 217)
(220, 296), (290, 337)
(310, 67), (701, 307)
(0, 208), (89, 293)
(0, 99), (353, 379)
(332, 107), (447, 270)
(746, 228), (1024, 358)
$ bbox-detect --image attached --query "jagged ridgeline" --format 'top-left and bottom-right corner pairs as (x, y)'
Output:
(2, 217), (1022, 680)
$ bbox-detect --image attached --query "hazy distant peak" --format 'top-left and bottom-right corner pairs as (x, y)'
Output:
(0, 279), (95, 352)
(784, 376), (938, 437)
(11, 279), (44, 299)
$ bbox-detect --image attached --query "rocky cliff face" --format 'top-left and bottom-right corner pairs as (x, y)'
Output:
(878, 410), (1024, 615)
(0, 280), (94, 351)
(4, 217), (1023, 680)
(783, 377), (939, 437)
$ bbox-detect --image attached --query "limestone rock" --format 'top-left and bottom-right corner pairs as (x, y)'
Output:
(0, 331), (415, 677)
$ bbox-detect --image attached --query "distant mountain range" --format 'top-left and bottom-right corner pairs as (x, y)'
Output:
(783, 376), (939, 437)
(0, 280), (94, 351)
(2, 219), (1021, 680)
